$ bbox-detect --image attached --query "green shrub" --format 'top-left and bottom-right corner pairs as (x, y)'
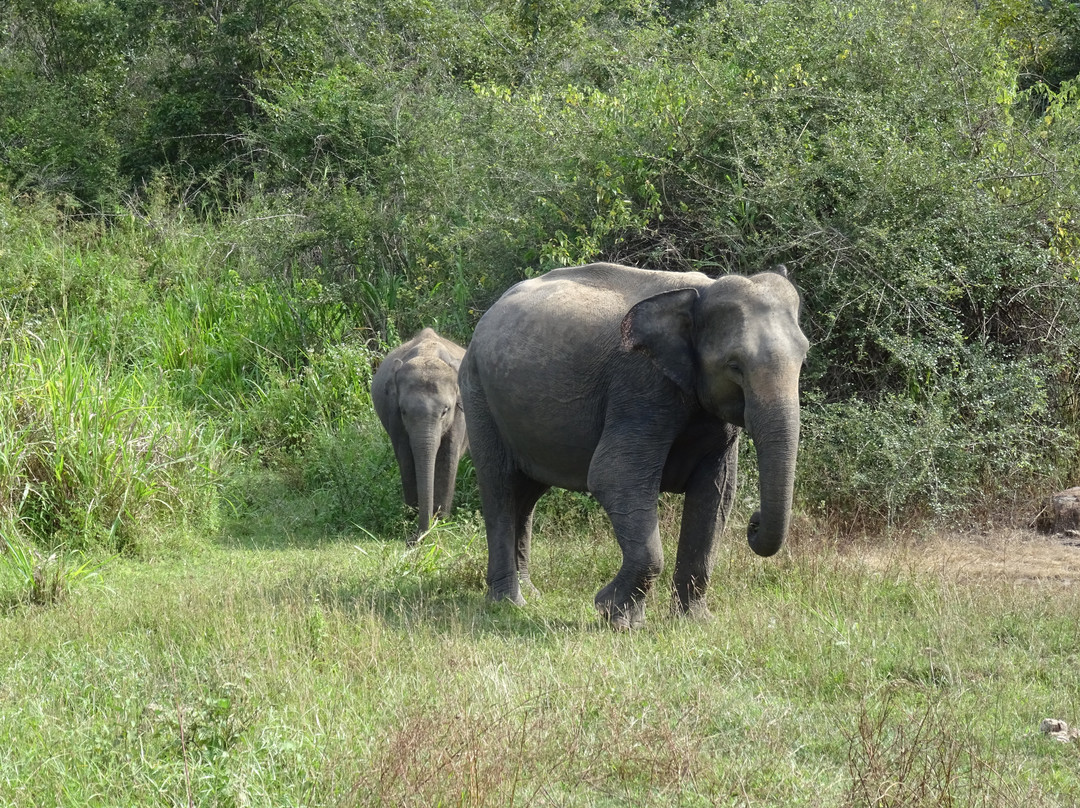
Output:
(237, 339), (379, 457)
(799, 347), (1079, 526)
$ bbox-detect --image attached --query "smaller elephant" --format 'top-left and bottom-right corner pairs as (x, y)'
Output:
(372, 328), (469, 542)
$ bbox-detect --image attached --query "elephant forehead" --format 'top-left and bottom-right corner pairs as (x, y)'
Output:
(705, 275), (803, 321)
(399, 358), (457, 391)
(412, 339), (444, 359)
(708, 272), (800, 308)
(402, 354), (452, 373)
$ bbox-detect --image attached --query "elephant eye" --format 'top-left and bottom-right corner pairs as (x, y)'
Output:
(727, 361), (743, 377)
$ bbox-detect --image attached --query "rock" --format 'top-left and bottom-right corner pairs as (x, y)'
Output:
(1035, 487), (1080, 535)
(1040, 718), (1080, 743)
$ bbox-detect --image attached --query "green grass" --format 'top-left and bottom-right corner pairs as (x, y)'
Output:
(1, 513), (1077, 807)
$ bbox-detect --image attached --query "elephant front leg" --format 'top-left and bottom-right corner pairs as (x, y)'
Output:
(590, 440), (667, 629)
(671, 428), (739, 617)
(592, 503), (663, 630)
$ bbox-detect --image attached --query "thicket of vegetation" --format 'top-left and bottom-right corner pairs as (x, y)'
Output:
(2, 0), (1080, 561)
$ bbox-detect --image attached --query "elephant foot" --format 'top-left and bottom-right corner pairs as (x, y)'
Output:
(487, 573), (526, 606)
(487, 588), (526, 607)
(671, 581), (712, 620)
(595, 582), (647, 630)
(671, 594), (714, 622)
(519, 575), (541, 599)
(406, 523), (435, 546)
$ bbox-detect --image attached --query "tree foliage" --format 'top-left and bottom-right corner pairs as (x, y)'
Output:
(1, 0), (1078, 530)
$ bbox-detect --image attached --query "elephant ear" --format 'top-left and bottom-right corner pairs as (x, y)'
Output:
(620, 288), (699, 394)
(436, 346), (462, 371)
(385, 358), (405, 400)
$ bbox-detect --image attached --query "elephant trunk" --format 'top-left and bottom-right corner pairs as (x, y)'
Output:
(745, 401), (800, 558)
(410, 427), (440, 538)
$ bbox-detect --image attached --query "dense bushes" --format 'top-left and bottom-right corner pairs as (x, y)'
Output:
(0, 196), (385, 553)
(1, 0), (1078, 553)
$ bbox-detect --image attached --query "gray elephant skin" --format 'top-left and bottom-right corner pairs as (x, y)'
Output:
(459, 262), (809, 629)
(372, 328), (469, 542)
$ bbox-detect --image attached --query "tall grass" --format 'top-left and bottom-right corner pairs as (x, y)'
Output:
(0, 328), (225, 557)
(0, 193), (390, 567)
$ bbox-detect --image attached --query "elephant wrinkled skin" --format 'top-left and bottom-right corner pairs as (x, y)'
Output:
(459, 263), (809, 629)
(372, 328), (469, 543)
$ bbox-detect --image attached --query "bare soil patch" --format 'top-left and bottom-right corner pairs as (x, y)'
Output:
(843, 528), (1080, 587)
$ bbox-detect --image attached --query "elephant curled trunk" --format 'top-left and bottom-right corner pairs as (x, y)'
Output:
(745, 403), (800, 558)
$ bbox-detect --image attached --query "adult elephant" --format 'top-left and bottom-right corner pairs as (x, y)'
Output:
(372, 328), (469, 543)
(459, 263), (808, 628)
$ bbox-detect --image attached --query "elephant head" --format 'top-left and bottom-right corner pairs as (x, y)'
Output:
(622, 268), (808, 557)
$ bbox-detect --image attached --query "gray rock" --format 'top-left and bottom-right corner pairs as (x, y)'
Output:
(1040, 718), (1080, 743)
(1035, 487), (1080, 535)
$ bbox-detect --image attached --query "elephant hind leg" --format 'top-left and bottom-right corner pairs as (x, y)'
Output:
(511, 476), (547, 598)
(477, 467), (547, 605)
(462, 378), (545, 605)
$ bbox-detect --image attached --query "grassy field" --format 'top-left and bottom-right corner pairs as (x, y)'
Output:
(2, 492), (1078, 807)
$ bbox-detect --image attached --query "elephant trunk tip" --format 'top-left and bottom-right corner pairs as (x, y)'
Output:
(746, 511), (785, 558)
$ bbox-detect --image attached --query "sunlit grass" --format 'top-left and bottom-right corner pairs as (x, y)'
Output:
(1, 516), (1077, 807)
